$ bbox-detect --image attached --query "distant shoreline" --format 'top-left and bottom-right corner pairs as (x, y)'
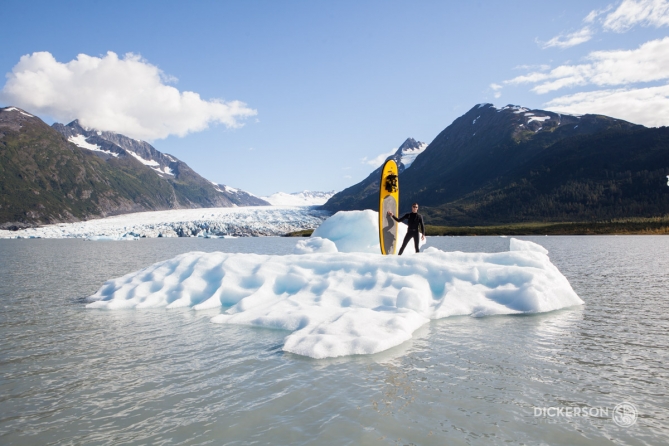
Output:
(286, 217), (669, 237)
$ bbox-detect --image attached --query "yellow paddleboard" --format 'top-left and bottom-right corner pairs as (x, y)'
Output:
(379, 159), (399, 255)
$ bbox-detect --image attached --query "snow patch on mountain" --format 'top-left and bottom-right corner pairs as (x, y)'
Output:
(399, 143), (428, 169)
(68, 134), (119, 157)
(4, 107), (34, 117)
(527, 115), (551, 123)
(262, 191), (336, 206)
(127, 150), (160, 166)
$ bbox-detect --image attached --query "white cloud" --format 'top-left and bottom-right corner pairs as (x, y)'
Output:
(544, 84), (669, 127)
(361, 148), (396, 167)
(506, 37), (669, 93)
(584, 4), (615, 23)
(0, 51), (257, 140)
(540, 26), (594, 49)
(541, 1), (669, 50)
(603, 0), (669, 31)
(490, 83), (503, 98)
(514, 64), (551, 71)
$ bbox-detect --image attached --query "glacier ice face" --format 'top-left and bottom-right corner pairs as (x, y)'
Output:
(86, 210), (583, 359)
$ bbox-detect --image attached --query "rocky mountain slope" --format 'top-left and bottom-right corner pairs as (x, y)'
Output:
(324, 138), (426, 211)
(323, 104), (669, 225)
(0, 106), (267, 227)
(52, 119), (269, 208)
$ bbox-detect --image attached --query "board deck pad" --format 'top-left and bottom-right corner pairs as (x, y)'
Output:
(378, 159), (399, 255)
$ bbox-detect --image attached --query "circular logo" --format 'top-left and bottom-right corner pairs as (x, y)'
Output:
(613, 402), (638, 427)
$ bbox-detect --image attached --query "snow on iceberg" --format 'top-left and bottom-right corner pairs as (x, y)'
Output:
(86, 211), (583, 359)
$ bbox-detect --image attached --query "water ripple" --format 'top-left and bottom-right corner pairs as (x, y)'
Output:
(0, 236), (668, 444)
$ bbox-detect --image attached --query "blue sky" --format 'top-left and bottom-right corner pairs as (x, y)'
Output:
(2, 0), (668, 196)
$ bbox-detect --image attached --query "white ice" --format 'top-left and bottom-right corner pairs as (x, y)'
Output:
(527, 115), (550, 123)
(86, 210), (583, 359)
(312, 210), (424, 254)
(86, 233), (139, 241)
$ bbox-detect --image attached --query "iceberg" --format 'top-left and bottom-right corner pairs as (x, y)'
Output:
(86, 211), (583, 359)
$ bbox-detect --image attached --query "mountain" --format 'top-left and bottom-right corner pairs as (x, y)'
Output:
(0, 106), (267, 228)
(52, 119), (269, 207)
(323, 104), (669, 225)
(261, 190), (336, 206)
(323, 138), (426, 211)
(386, 137), (428, 173)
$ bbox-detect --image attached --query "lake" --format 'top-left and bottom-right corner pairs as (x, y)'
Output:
(1, 236), (667, 445)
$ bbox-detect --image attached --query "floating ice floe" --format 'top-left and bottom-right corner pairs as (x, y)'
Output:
(86, 210), (583, 359)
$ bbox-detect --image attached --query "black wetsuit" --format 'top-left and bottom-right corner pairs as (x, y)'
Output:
(392, 212), (425, 255)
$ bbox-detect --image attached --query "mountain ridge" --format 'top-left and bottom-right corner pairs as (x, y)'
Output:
(323, 104), (669, 225)
(52, 119), (270, 208)
(0, 106), (268, 227)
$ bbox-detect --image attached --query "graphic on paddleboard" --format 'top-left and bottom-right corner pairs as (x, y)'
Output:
(379, 159), (399, 255)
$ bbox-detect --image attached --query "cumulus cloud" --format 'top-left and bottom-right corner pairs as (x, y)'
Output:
(0, 51), (257, 140)
(540, 26), (594, 49)
(603, 0), (669, 31)
(507, 37), (669, 93)
(544, 84), (669, 127)
(361, 148), (396, 167)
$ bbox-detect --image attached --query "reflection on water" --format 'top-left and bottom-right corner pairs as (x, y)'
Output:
(1, 236), (668, 445)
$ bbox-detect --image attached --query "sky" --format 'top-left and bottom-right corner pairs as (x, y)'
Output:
(2, 0), (668, 196)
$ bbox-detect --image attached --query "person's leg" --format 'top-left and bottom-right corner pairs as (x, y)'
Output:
(413, 232), (420, 253)
(398, 232), (412, 255)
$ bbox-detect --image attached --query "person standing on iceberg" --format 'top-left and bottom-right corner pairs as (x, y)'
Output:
(387, 203), (425, 255)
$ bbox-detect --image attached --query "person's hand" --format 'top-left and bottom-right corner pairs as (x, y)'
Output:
(387, 211), (393, 216)
(421, 234), (425, 240)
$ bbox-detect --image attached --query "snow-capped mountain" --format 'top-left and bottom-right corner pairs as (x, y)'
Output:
(210, 182), (269, 206)
(0, 105), (277, 227)
(261, 190), (336, 206)
(54, 120), (179, 178)
(320, 137), (425, 211)
(325, 103), (669, 226)
(386, 138), (428, 173)
(52, 119), (270, 207)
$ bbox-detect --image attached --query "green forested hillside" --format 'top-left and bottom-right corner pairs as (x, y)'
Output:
(0, 109), (179, 227)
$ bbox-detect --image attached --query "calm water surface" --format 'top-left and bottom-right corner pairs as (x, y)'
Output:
(1, 236), (668, 445)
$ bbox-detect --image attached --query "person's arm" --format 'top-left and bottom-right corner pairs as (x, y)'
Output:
(387, 212), (408, 222)
(419, 215), (426, 238)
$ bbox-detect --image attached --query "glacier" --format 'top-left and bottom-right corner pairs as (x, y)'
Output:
(86, 210), (583, 359)
(0, 206), (330, 239)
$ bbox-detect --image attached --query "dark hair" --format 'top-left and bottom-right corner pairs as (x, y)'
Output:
(412, 203), (418, 206)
